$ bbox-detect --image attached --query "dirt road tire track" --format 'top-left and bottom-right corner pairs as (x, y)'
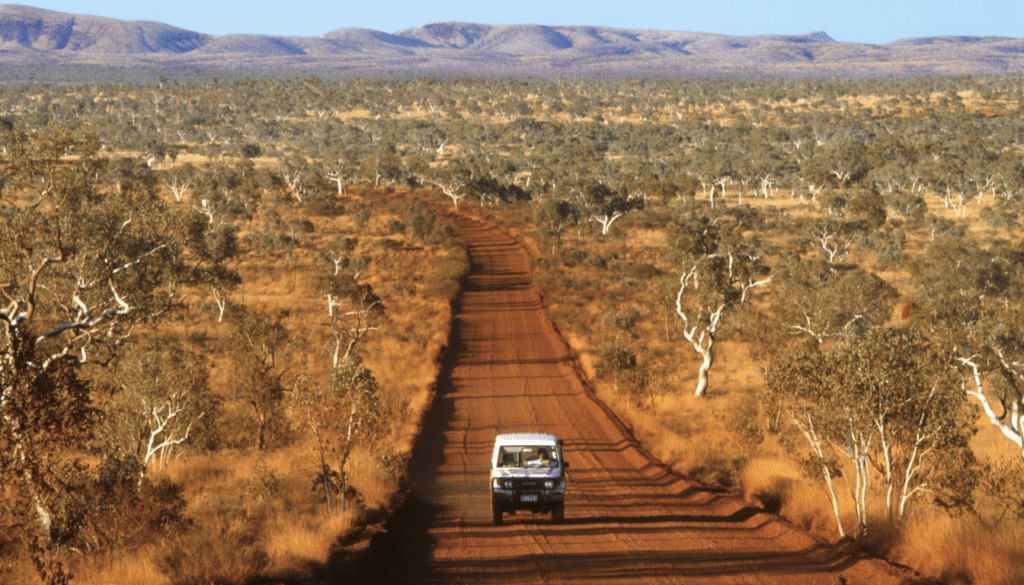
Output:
(360, 215), (926, 585)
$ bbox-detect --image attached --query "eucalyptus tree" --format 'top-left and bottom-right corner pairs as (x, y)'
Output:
(0, 123), (234, 549)
(912, 238), (1024, 462)
(164, 162), (196, 203)
(735, 136), (791, 201)
(426, 157), (474, 210)
(328, 353), (385, 513)
(104, 337), (217, 481)
(226, 307), (292, 451)
(188, 160), (259, 223)
(668, 216), (772, 397)
(533, 197), (579, 254)
(280, 153), (312, 206)
(765, 327), (976, 538)
(313, 265), (383, 366)
(802, 136), (870, 189)
(863, 132), (917, 194)
(803, 215), (871, 265)
(564, 180), (639, 237)
(358, 149), (404, 189)
(919, 151), (973, 218)
(291, 369), (340, 514)
(587, 184), (644, 236)
(992, 148), (1024, 203)
(321, 148), (356, 195)
(688, 148), (734, 208)
(197, 221), (242, 323)
(771, 255), (899, 345)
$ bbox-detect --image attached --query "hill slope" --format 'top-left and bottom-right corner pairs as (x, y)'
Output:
(1, 4), (1021, 77)
(0, 4), (208, 53)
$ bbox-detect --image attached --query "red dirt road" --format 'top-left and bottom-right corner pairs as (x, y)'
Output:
(391, 216), (922, 585)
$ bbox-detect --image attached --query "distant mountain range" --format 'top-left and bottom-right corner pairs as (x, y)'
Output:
(1, 4), (1022, 79)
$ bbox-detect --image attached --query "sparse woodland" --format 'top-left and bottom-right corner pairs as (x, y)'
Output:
(2, 73), (1024, 584)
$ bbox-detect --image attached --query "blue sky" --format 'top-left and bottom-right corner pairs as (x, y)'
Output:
(23, 0), (1023, 44)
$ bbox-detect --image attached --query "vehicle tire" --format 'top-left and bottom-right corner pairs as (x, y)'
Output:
(552, 503), (564, 524)
(492, 504), (503, 525)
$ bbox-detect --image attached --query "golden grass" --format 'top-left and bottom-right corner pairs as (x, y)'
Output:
(264, 509), (357, 572)
(891, 516), (1024, 585)
(70, 548), (168, 585)
(165, 452), (242, 487)
(3, 560), (43, 585)
(347, 447), (394, 510)
(150, 442), (373, 579)
(738, 455), (855, 535)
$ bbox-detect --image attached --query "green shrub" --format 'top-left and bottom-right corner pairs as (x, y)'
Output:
(386, 218), (407, 234)
(306, 193), (340, 216)
(372, 238), (404, 251)
(602, 308), (640, 333)
(423, 248), (470, 301)
(347, 201), (372, 228)
(244, 458), (283, 503)
(980, 205), (1018, 228)
(401, 199), (435, 242)
(625, 262), (661, 280)
(289, 218), (316, 234)
(559, 274), (599, 299)
(875, 229), (906, 266)
(594, 342), (650, 403)
(582, 252), (607, 269)
(557, 247), (587, 267)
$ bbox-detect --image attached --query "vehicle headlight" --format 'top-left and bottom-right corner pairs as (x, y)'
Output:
(504, 480), (514, 488)
(544, 480), (554, 489)
(492, 479), (502, 489)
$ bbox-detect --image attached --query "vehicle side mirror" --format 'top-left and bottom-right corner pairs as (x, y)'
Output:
(486, 461), (493, 469)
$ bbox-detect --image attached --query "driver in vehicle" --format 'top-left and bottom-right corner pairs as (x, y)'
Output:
(530, 448), (555, 467)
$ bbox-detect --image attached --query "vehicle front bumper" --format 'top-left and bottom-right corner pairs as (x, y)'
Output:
(492, 489), (565, 512)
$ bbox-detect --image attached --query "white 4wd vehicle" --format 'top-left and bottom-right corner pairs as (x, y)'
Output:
(486, 432), (568, 525)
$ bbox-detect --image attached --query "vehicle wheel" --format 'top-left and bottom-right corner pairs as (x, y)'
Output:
(492, 505), (503, 525)
(551, 503), (564, 524)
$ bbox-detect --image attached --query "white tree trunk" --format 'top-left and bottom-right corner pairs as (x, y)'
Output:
(963, 358), (1024, 458)
(590, 212), (623, 236)
(793, 409), (847, 539)
(694, 345), (714, 397)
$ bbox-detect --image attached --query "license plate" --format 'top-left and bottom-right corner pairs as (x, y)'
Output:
(520, 495), (538, 502)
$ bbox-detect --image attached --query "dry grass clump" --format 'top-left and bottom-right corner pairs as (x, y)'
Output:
(890, 516), (1024, 585)
(153, 516), (270, 585)
(738, 456), (851, 535)
(622, 392), (740, 485)
(263, 509), (358, 573)
(422, 246), (471, 300)
(68, 549), (167, 585)
(154, 444), (367, 581)
(346, 447), (396, 510)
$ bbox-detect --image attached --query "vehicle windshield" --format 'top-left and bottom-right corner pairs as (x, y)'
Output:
(497, 445), (558, 468)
